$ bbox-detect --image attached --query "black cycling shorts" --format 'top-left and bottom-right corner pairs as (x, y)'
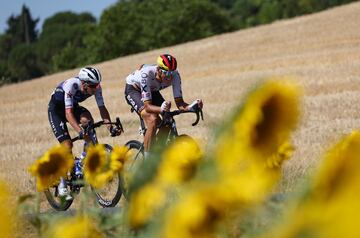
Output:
(124, 84), (165, 115)
(48, 98), (90, 143)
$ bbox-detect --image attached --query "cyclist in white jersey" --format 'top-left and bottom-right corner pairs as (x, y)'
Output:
(125, 54), (203, 157)
(48, 66), (121, 199)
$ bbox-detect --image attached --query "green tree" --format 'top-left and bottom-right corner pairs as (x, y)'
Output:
(5, 4), (39, 45)
(232, 0), (262, 28)
(7, 44), (42, 81)
(210, 0), (237, 9)
(37, 12), (96, 73)
(257, 0), (282, 24)
(88, 0), (234, 62)
(0, 35), (12, 84)
(0, 5), (41, 84)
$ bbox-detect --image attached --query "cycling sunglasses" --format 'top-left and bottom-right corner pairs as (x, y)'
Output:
(87, 83), (99, 89)
(159, 68), (175, 78)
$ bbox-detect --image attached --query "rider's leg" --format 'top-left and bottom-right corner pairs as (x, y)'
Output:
(61, 139), (73, 150)
(56, 139), (74, 200)
(141, 110), (160, 155)
(48, 104), (74, 199)
(79, 110), (94, 144)
(74, 106), (94, 150)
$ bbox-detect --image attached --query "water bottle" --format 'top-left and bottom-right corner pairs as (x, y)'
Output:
(75, 158), (83, 176)
(80, 151), (86, 160)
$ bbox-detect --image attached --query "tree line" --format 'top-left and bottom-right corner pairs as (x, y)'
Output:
(0, 0), (355, 85)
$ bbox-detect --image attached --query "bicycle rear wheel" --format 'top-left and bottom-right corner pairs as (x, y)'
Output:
(44, 185), (73, 211)
(92, 144), (123, 207)
(121, 140), (145, 200)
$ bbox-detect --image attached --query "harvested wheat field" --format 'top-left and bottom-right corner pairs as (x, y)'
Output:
(1, 2), (360, 200)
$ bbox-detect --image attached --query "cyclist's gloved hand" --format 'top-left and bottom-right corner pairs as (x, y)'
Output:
(78, 130), (85, 139)
(187, 99), (203, 112)
(160, 101), (171, 112)
(109, 125), (122, 137)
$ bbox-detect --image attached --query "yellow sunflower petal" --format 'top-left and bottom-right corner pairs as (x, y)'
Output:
(157, 136), (203, 184)
(265, 131), (360, 238)
(215, 79), (300, 174)
(128, 182), (166, 229)
(28, 145), (73, 191)
(110, 146), (130, 172)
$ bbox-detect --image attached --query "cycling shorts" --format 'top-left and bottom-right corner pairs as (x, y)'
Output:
(48, 97), (90, 143)
(124, 84), (165, 115)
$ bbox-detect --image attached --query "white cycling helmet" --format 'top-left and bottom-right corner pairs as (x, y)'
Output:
(78, 67), (102, 84)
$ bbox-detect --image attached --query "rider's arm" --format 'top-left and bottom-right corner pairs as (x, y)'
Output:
(65, 108), (83, 133)
(95, 86), (112, 130)
(175, 98), (189, 111)
(99, 105), (111, 130)
(172, 72), (189, 110)
(172, 74), (203, 111)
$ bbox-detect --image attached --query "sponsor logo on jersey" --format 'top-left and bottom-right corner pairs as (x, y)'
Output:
(60, 121), (65, 130)
(127, 95), (138, 111)
(142, 92), (151, 99)
(73, 83), (79, 90)
(141, 73), (148, 78)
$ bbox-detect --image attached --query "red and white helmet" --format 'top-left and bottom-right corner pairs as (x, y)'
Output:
(157, 54), (177, 71)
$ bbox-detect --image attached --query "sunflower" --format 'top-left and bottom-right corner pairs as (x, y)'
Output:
(157, 136), (203, 184)
(28, 145), (73, 191)
(214, 79), (300, 174)
(84, 144), (115, 189)
(0, 182), (15, 238)
(47, 216), (103, 238)
(266, 141), (294, 169)
(312, 131), (360, 199)
(110, 145), (130, 172)
(127, 137), (203, 229)
(264, 131), (360, 238)
(128, 182), (167, 229)
(161, 184), (232, 238)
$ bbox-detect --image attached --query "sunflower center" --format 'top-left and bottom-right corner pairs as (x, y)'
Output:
(252, 95), (280, 148)
(38, 154), (64, 176)
(88, 153), (101, 172)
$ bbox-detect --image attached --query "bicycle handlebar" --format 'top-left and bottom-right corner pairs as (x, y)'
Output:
(159, 106), (204, 128)
(71, 117), (124, 142)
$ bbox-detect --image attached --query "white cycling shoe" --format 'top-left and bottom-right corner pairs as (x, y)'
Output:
(58, 186), (73, 201)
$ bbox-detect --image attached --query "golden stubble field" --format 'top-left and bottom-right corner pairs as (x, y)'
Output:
(1, 2), (360, 199)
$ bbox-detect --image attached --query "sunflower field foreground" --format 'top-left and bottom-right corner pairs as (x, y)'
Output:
(3, 79), (358, 237)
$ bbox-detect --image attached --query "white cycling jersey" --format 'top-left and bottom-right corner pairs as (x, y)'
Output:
(126, 64), (183, 102)
(51, 77), (104, 109)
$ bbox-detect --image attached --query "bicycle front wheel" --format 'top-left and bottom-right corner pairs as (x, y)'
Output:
(92, 144), (123, 207)
(44, 185), (73, 211)
(121, 140), (145, 200)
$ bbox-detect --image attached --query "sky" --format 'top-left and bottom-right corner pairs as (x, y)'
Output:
(0, 0), (119, 33)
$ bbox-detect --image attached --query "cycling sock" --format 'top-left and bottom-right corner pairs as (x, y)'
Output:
(59, 177), (67, 188)
(80, 151), (87, 160)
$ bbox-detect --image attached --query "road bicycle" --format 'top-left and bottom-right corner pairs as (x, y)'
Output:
(122, 104), (204, 199)
(44, 118), (124, 211)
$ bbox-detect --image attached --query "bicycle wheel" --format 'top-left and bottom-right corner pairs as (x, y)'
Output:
(44, 184), (73, 211)
(121, 140), (145, 200)
(92, 144), (123, 207)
